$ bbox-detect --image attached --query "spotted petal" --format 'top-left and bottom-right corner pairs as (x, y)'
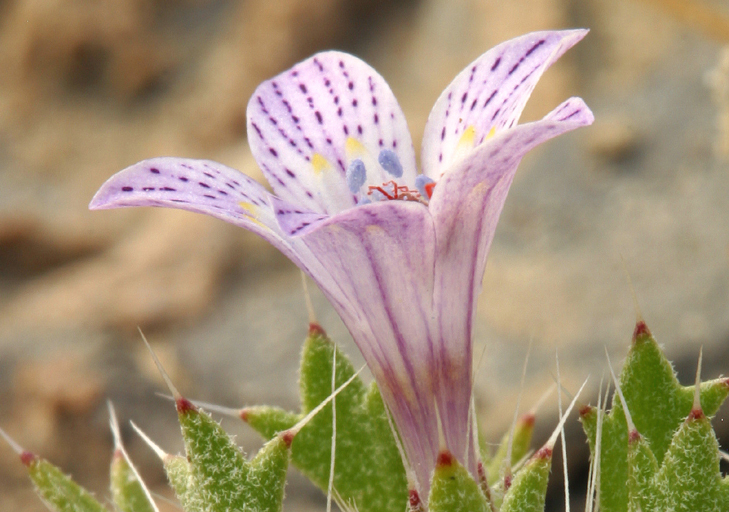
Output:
(88, 158), (300, 262)
(295, 201), (439, 492)
(247, 52), (417, 215)
(421, 29), (588, 179)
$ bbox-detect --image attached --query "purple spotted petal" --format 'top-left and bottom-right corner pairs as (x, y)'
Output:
(247, 51), (417, 215)
(88, 157), (303, 264)
(296, 201), (439, 490)
(427, 98), (593, 457)
(89, 157), (355, 311)
(421, 29), (587, 179)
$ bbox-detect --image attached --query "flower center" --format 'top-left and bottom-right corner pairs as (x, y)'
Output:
(345, 143), (435, 205)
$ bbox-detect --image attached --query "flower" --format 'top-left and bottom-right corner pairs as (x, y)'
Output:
(90, 30), (593, 499)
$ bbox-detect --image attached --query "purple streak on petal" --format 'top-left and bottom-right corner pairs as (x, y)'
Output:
(421, 29), (588, 178)
(427, 98), (593, 470)
(298, 201), (440, 494)
(247, 52), (416, 214)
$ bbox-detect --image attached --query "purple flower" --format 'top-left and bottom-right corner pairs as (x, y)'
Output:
(90, 30), (593, 497)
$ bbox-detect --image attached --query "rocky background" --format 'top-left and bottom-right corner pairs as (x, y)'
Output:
(1, 0), (729, 510)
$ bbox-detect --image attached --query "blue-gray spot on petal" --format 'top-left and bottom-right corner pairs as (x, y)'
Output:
(346, 159), (367, 193)
(378, 149), (403, 178)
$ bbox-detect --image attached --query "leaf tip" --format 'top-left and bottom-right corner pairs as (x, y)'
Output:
(279, 429), (296, 449)
(309, 322), (327, 338)
(632, 320), (651, 342)
(176, 397), (197, 414)
(628, 429), (642, 443)
(20, 451), (37, 466)
(435, 449), (456, 468)
(239, 407), (250, 423)
(534, 445), (553, 460)
(0, 427), (34, 466)
(408, 488), (424, 512)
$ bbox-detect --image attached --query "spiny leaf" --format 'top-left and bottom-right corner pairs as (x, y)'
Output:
(651, 413), (729, 511)
(484, 413), (535, 483)
(110, 449), (156, 512)
(428, 452), (489, 512)
(164, 455), (205, 512)
(580, 320), (729, 512)
(109, 403), (157, 512)
(499, 448), (552, 512)
(243, 325), (408, 512)
(176, 398), (290, 512)
(625, 431), (658, 512)
(24, 454), (108, 512)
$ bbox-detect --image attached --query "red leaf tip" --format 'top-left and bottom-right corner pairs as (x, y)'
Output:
(629, 429), (641, 443)
(239, 408), (250, 422)
(408, 489), (422, 512)
(281, 430), (295, 448)
(435, 450), (455, 467)
(308, 322), (327, 338)
(534, 446), (552, 460)
(632, 320), (651, 342)
(579, 405), (594, 417)
(20, 451), (37, 466)
(687, 408), (705, 421)
(176, 397), (196, 414)
(520, 413), (536, 428)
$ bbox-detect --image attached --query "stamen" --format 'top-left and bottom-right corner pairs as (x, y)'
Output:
(368, 181), (399, 200)
(415, 175), (434, 199)
(346, 159), (367, 193)
(378, 149), (403, 177)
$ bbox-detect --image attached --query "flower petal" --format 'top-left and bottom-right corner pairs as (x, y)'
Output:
(298, 201), (439, 493)
(88, 157), (299, 262)
(421, 29), (588, 179)
(247, 52), (417, 214)
(271, 196), (329, 237)
(428, 98), (593, 468)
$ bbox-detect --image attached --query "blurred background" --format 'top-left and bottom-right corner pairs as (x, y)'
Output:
(1, 0), (729, 510)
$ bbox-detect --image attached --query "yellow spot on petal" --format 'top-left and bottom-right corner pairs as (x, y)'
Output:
(239, 202), (267, 229)
(458, 125), (476, 149)
(486, 126), (497, 140)
(311, 153), (330, 174)
(345, 137), (367, 158)
(239, 201), (257, 215)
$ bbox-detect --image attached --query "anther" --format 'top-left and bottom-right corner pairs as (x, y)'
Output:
(346, 159), (367, 193)
(415, 175), (435, 198)
(378, 149), (403, 178)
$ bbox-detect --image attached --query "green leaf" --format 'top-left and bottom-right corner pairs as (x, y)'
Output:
(109, 403), (157, 512)
(581, 321), (729, 512)
(176, 398), (290, 512)
(110, 449), (156, 512)
(484, 414), (535, 483)
(163, 455), (205, 512)
(651, 413), (729, 511)
(24, 454), (108, 512)
(625, 432), (658, 512)
(428, 452), (489, 512)
(499, 448), (552, 512)
(244, 325), (408, 512)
